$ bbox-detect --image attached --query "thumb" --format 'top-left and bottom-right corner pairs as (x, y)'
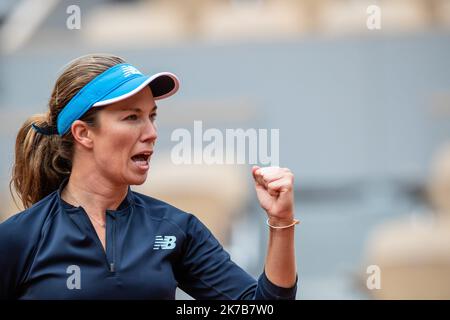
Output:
(252, 166), (261, 185)
(251, 165), (261, 181)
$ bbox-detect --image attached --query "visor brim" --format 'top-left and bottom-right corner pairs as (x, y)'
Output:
(93, 72), (179, 107)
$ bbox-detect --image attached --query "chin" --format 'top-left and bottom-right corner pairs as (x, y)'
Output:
(128, 174), (148, 186)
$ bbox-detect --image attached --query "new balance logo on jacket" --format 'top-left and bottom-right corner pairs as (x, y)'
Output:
(153, 235), (176, 250)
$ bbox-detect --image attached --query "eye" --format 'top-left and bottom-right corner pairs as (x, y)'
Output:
(150, 113), (157, 122)
(124, 114), (138, 121)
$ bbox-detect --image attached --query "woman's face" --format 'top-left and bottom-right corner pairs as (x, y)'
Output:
(90, 86), (158, 186)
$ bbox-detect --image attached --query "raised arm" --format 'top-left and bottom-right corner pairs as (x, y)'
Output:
(252, 166), (298, 289)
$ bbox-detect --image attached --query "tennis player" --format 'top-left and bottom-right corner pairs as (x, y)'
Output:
(0, 54), (298, 299)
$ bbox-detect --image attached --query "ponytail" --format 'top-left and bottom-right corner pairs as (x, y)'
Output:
(10, 113), (71, 209)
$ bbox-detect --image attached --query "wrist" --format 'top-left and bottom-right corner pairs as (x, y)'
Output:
(267, 215), (296, 227)
(267, 212), (295, 223)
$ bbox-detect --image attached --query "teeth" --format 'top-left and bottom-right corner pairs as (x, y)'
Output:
(131, 151), (152, 165)
(132, 154), (150, 164)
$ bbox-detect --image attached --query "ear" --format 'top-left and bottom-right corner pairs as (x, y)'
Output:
(71, 120), (94, 149)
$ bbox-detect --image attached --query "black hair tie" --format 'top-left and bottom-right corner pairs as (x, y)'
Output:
(31, 123), (58, 136)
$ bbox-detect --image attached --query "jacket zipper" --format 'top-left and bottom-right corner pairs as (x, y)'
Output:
(109, 217), (116, 273)
(87, 209), (115, 274)
(73, 207), (117, 275)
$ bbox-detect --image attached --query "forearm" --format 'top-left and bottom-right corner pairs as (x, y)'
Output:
(264, 216), (297, 288)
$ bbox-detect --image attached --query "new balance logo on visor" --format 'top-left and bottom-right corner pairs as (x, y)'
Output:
(121, 65), (142, 77)
(153, 236), (176, 250)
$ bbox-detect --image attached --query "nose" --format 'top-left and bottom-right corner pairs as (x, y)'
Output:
(140, 118), (157, 143)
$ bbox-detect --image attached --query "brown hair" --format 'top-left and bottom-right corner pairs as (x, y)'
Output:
(10, 54), (126, 209)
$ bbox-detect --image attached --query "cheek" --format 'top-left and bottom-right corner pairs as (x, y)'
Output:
(95, 129), (137, 166)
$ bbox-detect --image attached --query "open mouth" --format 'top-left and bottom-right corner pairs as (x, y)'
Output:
(131, 151), (152, 170)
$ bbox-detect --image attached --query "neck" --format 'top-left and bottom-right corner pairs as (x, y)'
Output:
(62, 169), (129, 213)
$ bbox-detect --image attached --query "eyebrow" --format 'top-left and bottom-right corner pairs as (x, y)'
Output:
(120, 105), (158, 113)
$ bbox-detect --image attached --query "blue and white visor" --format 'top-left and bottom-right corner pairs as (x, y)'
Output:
(56, 63), (179, 135)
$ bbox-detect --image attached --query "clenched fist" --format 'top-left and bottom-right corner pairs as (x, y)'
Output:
(252, 166), (295, 224)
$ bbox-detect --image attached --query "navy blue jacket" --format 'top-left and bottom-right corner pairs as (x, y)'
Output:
(0, 180), (297, 300)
